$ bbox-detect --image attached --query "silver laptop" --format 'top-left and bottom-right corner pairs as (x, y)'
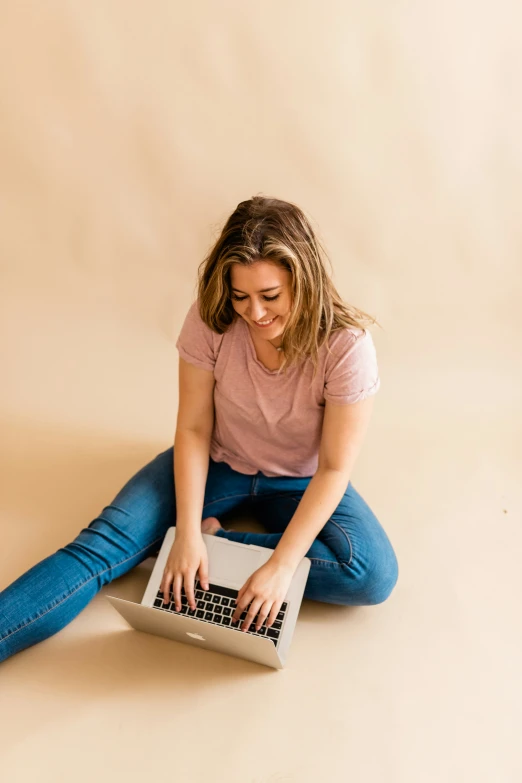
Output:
(106, 527), (311, 669)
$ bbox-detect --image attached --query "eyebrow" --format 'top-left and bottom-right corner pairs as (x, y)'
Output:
(231, 286), (282, 294)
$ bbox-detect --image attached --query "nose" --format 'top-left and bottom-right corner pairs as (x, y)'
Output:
(248, 302), (270, 321)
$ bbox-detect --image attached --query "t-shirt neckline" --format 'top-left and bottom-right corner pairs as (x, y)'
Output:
(240, 317), (284, 375)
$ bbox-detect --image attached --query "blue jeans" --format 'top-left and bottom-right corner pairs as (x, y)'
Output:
(0, 446), (399, 663)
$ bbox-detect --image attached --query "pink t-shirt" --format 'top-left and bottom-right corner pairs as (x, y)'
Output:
(175, 299), (381, 478)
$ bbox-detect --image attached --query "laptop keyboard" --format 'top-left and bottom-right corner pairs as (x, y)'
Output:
(153, 578), (288, 647)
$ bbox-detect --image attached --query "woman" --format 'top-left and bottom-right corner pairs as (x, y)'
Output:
(0, 195), (398, 663)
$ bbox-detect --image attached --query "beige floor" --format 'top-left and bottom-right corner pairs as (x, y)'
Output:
(1, 2), (522, 782)
(1, 336), (520, 782)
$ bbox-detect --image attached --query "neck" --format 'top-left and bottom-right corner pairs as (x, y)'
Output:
(248, 322), (283, 351)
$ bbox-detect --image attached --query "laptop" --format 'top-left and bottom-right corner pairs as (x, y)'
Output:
(106, 526), (311, 669)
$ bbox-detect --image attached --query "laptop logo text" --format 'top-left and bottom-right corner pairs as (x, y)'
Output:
(186, 632), (206, 641)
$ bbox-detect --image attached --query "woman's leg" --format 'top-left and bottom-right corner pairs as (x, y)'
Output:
(215, 481), (399, 606)
(0, 450), (252, 663)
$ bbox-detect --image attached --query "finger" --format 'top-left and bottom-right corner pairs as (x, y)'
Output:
(160, 570), (172, 605)
(173, 573), (183, 612)
(265, 601), (281, 628)
(198, 560), (209, 592)
(255, 600), (272, 631)
(235, 582), (247, 606)
(231, 595), (241, 621)
(241, 597), (264, 633)
(231, 590), (252, 625)
(184, 572), (196, 610)
(242, 597), (265, 633)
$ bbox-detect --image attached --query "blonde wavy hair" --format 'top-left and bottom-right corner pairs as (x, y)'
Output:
(195, 195), (381, 381)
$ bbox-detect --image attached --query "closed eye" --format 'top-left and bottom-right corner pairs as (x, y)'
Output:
(232, 294), (280, 302)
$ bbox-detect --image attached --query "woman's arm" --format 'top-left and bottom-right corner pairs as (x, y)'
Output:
(271, 396), (376, 570)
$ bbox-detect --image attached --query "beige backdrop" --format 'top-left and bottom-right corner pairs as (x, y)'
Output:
(1, 2), (521, 782)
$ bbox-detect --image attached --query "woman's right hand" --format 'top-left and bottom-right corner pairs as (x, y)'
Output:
(160, 531), (210, 612)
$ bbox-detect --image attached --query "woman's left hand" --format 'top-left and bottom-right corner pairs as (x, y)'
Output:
(231, 557), (296, 632)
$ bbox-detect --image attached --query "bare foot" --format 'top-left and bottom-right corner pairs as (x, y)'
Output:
(201, 516), (223, 536)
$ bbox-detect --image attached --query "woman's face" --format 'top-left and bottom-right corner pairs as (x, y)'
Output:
(229, 260), (293, 342)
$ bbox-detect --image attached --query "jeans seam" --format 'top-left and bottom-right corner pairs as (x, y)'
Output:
(0, 534), (165, 644)
(288, 496), (353, 567)
(328, 518), (354, 566)
(202, 493), (252, 510)
(308, 557), (339, 565)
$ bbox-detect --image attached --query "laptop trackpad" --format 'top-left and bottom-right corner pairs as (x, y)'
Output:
(209, 540), (263, 586)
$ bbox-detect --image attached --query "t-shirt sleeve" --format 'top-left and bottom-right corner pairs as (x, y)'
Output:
(175, 299), (217, 372)
(323, 328), (381, 404)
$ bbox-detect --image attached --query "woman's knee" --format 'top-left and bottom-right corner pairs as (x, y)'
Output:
(342, 545), (399, 606)
(362, 550), (399, 604)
